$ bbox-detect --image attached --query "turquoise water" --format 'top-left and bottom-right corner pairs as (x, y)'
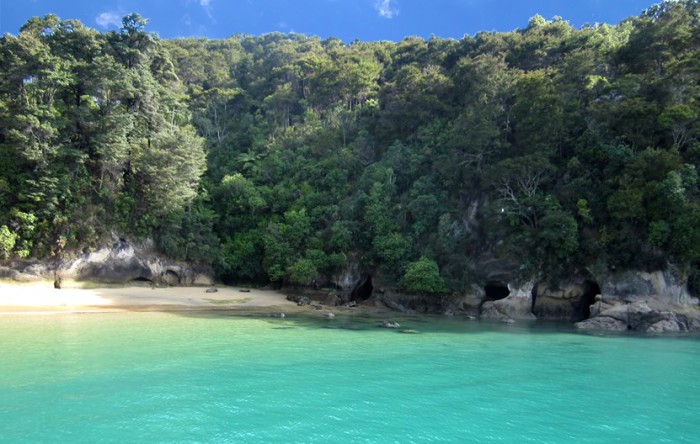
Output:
(1, 312), (699, 443)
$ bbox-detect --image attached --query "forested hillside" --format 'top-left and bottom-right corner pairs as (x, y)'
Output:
(2, 1), (699, 294)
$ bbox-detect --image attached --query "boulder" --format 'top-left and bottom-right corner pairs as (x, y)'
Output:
(320, 292), (342, 307)
(491, 294), (537, 321)
(297, 296), (310, 306)
(285, 294), (311, 306)
(646, 319), (683, 333)
(480, 301), (515, 323)
(457, 291), (485, 314)
(576, 300), (700, 333)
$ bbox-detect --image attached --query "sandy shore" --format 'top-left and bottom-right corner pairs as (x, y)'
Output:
(0, 281), (299, 314)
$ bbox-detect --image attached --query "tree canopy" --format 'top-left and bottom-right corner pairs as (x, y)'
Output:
(2, 1), (700, 293)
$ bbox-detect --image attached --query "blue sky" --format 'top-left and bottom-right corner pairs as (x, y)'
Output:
(1, 1), (657, 41)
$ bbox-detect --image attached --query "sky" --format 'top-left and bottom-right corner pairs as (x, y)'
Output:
(1, 0), (658, 42)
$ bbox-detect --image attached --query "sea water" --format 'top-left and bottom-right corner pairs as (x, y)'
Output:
(1, 311), (699, 443)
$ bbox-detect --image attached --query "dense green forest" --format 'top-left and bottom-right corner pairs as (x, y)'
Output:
(1, 1), (699, 293)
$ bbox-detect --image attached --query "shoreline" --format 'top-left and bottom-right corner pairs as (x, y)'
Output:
(0, 280), (398, 319)
(0, 280), (302, 315)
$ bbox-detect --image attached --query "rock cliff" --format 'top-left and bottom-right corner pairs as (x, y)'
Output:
(342, 264), (700, 333)
(0, 236), (214, 286)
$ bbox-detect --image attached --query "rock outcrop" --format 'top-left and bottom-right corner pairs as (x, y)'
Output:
(331, 260), (362, 292)
(355, 266), (699, 334)
(482, 295), (538, 322)
(575, 299), (700, 333)
(532, 279), (600, 321)
(600, 269), (696, 306)
(0, 236), (214, 286)
(373, 289), (455, 314)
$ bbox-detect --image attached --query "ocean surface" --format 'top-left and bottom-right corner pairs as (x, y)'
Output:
(1, 311), (699, 443)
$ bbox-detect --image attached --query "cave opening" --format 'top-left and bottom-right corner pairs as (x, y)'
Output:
(164, 270), (180, 286)
(484, 281), (510, 301)
(578, 280), (601, 320)
(350, 275), (374, 302)
(131, 277), (153, 286)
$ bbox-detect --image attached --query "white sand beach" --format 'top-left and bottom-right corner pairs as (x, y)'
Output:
(0, 281), (297, 313)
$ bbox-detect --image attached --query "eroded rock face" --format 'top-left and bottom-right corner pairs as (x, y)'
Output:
(575, 300), (700, 333)
(600, 270), (696, 305)
(532, 280), (600, 321)
(1, 237), (214, 286)
(0, 259), (58, 282)
(491, 295), (538, 321)
(478, 280), (537, 322)
(331, 260), (362, 291)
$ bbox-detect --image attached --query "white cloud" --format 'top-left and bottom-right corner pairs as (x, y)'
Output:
(200, 0), (216, 23)
(95, 11), (122, 29)
(374, 0), (398, 19)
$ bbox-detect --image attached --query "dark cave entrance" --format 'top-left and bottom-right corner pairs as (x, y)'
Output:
(131, 277), (153, 286)
(484, 281), (510, 301)
(350, 275), (374, 302)
(164, 270), (180, 286)
(578, 280), (601, 320)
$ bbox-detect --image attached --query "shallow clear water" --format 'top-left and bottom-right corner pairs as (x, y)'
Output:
(1, 311), (699, 443)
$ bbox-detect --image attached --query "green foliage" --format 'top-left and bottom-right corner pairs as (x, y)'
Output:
(373, 233), (411, 280)
(4, 3), (700, 291)
(287, 258), (319, 286)
(0, 225), (17, 259)
(155, 198), (220, 262)
(402, 257), (448, 294)
(0, 14), (205, 258)
(217, 230), (265, 282)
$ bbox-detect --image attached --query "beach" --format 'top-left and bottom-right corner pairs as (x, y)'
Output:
(0, 281), (298, 314)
